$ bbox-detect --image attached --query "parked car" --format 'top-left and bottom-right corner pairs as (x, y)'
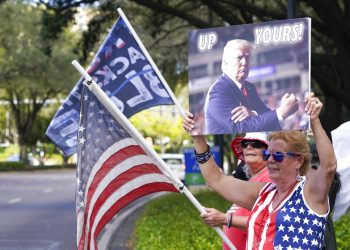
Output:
(161, 153), (186, 182)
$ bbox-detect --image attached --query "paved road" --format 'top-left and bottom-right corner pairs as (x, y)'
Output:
(0, 169), (76, 250)
(0, 169), (161, 250)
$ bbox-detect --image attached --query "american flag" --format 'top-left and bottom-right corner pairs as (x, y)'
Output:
(76, 85), (180, 250)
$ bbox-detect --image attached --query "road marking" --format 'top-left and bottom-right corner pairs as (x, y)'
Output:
(8, 198), (22, 204)
(43, 188), (53, 193)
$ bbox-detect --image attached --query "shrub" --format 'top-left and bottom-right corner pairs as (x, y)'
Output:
(334, 212), (350, 249)
(0, 162), (75, 171)
(134, 189), (231, 250)
(0, 161), (27, 171)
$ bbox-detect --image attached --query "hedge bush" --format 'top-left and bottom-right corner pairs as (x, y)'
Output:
(133, 190), (231, 250)
(334, 212), (350, 249)
(0, 161), (27, 171)
(0, 162), (75, 171)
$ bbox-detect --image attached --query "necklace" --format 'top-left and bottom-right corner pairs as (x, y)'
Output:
(255, 181), (299, 248)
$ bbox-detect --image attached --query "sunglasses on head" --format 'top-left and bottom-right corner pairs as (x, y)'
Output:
(241, 140), (267, 149)
(262, 150), (300, 163)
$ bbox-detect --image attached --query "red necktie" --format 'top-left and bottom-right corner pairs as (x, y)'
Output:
(241, 83), (248, 97)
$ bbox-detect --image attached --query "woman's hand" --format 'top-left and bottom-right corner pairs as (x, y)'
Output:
(201, 207), (226, 227)
(183, 111), (195, 132)
(305, 92), (323, 120)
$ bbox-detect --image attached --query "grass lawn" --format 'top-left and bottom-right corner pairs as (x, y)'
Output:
(133, 189), (231, 250)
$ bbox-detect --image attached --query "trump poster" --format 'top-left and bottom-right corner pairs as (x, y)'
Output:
(188, 18), (311, 135)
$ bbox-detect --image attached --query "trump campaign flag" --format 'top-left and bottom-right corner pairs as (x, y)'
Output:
(46, 9), (178, 156)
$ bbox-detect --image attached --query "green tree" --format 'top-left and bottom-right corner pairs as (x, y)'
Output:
(130, 84), (190, 153)
(0, 0), (79, 162)
(130, 108), (189, 153)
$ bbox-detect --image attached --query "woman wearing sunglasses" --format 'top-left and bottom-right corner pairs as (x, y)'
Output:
(201, 133), (271, 250)
(183, 92), (336, 249)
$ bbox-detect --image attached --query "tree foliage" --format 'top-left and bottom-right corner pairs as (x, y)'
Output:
(0, 0), (79, 161)
(35, 0), (350, 135)
(130, 108), (189, 153)
(130, 85), (190, 153)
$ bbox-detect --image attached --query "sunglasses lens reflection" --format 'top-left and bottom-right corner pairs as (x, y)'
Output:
(262, 150), (285, 162)
(262, 150), (270, 161)
(273, 153), (284, 162)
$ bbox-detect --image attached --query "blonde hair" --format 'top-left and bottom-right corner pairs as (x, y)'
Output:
(221, 39), (253, 73)
(268, 130), (311, 175)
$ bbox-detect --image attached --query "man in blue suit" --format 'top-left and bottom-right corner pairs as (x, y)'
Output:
(204, 39), (299, 134)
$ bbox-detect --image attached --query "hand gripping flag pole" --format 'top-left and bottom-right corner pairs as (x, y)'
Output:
(72, 60), (236, 250)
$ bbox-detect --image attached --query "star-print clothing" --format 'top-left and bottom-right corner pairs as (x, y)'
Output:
(247, 178), (328, 250)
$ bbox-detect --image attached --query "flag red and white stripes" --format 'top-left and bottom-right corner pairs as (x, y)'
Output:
(76, 85), (179, 250)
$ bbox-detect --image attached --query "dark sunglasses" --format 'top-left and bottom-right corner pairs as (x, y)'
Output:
(241, 140), (267, 149)
(262, 150), (300, 163)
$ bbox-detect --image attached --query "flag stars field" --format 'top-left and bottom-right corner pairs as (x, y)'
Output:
(311, 239), (318, 246)
(302, 237), (308, 244)
(283, 214), (291, 222)
(282, 234), (290, 242)
(265, 183), (327, 249)
(307, 228), (313, 235)
(79, 138), (86, 145)
(292, 235), (299, 243)
(288, 224), (295, 232)
(78, 125), (85, 132)
(294, 215), (301, 223)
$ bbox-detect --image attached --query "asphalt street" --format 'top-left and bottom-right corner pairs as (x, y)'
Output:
(0, 169), (77, 250)
(0, 169), (157, 250)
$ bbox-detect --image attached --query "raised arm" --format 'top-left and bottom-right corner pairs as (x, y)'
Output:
(304, 93), (337, 214)
(183, 112), (264, 210)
